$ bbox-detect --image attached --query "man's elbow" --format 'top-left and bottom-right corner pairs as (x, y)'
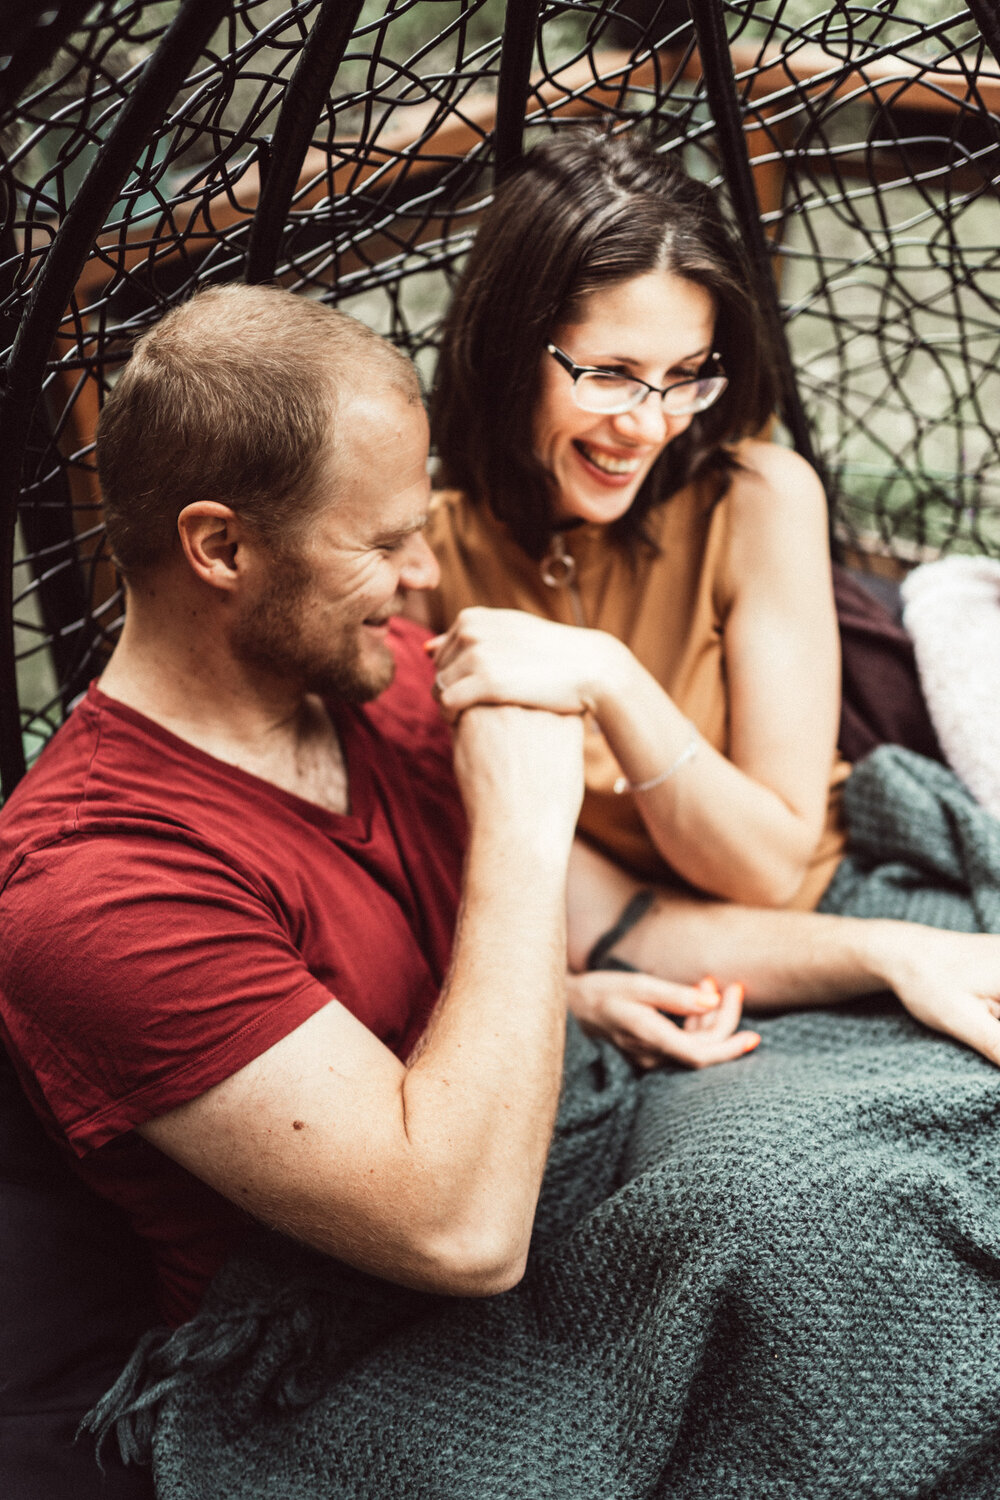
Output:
(288, 1208), (531, 1298)
(423, 1221), (531, 1297)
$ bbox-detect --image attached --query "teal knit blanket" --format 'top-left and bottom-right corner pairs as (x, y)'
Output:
(90, 750), (1000, 1497)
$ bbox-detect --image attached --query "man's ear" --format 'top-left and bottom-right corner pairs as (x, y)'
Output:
(177, 502), (245, 591)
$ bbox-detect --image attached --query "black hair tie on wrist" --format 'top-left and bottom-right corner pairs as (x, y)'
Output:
(585, 888), (657, 972)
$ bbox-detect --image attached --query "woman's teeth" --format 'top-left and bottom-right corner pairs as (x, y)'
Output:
(576, 441), (641, 476)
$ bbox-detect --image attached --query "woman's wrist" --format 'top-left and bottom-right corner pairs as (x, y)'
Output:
(847, 918), (920, 996)
(583, 632), (644, 719)
(586, 637), (695, 787)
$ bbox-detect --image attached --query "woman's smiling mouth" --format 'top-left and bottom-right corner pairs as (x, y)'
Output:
(573, 440), (645, 479)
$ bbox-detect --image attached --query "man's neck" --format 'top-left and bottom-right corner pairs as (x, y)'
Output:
(99, 599), (351, 815)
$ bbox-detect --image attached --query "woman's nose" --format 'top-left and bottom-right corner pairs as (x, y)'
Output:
(611, 390), (669, 445)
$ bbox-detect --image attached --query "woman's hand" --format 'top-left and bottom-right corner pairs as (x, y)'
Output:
(870, 926), (1000, 1067)
(565, 969), (760, 1071)
(428, 606), (624, 719)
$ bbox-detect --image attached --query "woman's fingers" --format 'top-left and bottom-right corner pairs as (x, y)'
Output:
(682, 978), (723, 1033)
(671, 1027), (761, 1069)
(425, 609), (523, 673)
(433, 649), (540, 714)
(610, 971), (721, 1018)
(566, 971), (759, 1071)
(435, 668), (501, 714)
(625, 1003), (759, 1069)
(569, 969), (720, 1020)
(684, 980), (744, 1036)
(425, 607), (601, 716)
(566, 969), (715, 1034)
(657, 979), (759, 1066)
(425, 628), (461, 673)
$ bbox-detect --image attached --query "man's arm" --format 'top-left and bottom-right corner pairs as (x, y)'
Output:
(140, 704), (584, 1297)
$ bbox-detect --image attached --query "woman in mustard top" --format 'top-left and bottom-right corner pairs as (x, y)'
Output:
(407, 130), (972, 1069)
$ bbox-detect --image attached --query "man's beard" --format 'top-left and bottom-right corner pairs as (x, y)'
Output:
(231, 548), (396, 704)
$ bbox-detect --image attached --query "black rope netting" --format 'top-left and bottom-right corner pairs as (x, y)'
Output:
(1, 0), (998, 796)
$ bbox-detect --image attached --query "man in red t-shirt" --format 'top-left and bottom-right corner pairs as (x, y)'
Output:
(0, 284), (587, 1326)
(4, 282), (1000, 1353)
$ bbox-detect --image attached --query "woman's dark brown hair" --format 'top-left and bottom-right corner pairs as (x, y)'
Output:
(432, 127), (779, 558)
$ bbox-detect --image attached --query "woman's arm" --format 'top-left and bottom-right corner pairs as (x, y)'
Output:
(594, 441), (839, 904)
(430, 442), (839, 906)
(565, 838), (1000, 1069)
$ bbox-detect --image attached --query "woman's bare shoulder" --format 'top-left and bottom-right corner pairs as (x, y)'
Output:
(719, 441), (829, 568)
(718, 440), (832, 603)
(725, 438), (826, 515)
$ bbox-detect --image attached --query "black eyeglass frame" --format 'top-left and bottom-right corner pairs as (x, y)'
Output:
(545, 343), (729, 417)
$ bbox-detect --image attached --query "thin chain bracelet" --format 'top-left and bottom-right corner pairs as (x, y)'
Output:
(612, 721), (700, 796)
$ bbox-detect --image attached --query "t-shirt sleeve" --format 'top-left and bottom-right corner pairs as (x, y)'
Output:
(0, 827), (337, 1154)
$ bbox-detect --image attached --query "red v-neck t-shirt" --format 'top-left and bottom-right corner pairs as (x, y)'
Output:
(0, 620), (467, 1323)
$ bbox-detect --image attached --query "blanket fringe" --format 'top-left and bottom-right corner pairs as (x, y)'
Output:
(81, 1303), (267, 1465)
(80, 1243), (435, 1463)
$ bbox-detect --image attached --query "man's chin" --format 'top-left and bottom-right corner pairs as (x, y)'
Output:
(343, 660), (396, 704)
(311, 645), (396, 704)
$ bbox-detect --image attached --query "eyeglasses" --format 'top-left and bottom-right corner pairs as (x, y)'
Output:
(546, 343), (729, 417)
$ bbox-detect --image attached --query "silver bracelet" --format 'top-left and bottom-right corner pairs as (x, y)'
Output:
(612, 721), (700, 796)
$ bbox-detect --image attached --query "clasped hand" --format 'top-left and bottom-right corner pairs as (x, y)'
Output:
(428, 606), (619, 719)
(450, 699), (585, 849)
(566, 970), (759, 1071)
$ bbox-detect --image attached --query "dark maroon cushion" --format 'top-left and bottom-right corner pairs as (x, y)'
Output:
(834, 563), (944, 766)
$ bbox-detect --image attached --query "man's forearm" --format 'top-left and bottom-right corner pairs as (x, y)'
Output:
(398, 821), (571, 1286)
(136, 707), (586, 1297)
(389, 704), (585, 1291)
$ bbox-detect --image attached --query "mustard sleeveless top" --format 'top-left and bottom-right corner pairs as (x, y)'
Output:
(424, 481), (849, 912)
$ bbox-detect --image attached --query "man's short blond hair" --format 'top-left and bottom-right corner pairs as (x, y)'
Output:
(97, 284), (419, 577)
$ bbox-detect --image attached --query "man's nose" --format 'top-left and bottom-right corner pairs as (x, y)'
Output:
(400, 529), (440, 592)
